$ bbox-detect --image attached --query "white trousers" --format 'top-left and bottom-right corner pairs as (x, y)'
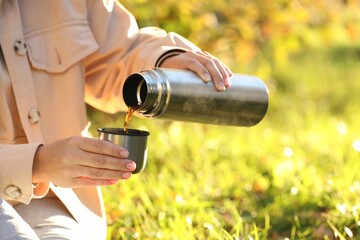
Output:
(0, 197), (89, 240)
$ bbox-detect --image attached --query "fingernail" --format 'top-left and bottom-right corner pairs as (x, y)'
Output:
(217, 81), (226, 91)
(224, 77), (231, 88)
(122, 172), (131, 179)
(203, 73), (211, 82)
(120, 150), (129, 158)
(110, 179), (118, 184)
(126, 161), (136, 170)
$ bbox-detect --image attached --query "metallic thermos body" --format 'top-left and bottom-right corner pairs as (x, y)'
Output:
(122, 68), (269, 127)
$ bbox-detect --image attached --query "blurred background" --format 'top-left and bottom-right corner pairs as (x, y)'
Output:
(88, 0), (360, 239)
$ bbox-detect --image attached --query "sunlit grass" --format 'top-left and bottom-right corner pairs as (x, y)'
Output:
(88, 47), (360, 239)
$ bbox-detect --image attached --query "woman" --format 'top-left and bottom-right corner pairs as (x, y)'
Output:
(0, 0), (232, 239)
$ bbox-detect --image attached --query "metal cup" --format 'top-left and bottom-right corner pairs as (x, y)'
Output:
(97, 128), (150, 174)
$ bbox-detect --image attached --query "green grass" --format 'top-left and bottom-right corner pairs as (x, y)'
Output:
(88, 47), (360, 239)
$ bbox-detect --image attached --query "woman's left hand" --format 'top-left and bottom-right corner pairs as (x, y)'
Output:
(159, 50), (233, 91)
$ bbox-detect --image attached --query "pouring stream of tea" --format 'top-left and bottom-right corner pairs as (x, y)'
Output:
(123, 107), (138, 132)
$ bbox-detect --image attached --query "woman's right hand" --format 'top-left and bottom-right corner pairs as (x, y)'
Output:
(32, 136), (136, 188)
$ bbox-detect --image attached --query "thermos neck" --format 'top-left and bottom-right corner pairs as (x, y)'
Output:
(122, 68), (169, 117)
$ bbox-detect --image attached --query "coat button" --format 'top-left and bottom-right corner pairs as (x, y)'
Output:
(5, 185), (22, 200)
(14, 39), (27, 56)
(28, 108), (41, 124)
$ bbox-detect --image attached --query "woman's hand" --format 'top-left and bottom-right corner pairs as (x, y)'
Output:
(32, 136), (136, 187)
(160, 50), (233, 91)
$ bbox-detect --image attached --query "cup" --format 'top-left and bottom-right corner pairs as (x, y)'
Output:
(97, 128), (150, 174)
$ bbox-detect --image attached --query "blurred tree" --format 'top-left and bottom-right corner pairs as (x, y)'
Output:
(121, 0), (360, 76)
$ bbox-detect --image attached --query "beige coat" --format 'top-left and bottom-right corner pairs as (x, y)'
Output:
(0, 0), (199, 238)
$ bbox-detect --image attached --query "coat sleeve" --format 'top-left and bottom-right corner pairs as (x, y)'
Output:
(0, 143), (49, 204)
(84, 0), (201, 113)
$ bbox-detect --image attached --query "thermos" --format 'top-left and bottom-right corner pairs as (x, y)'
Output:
(122, 68), (269, 127)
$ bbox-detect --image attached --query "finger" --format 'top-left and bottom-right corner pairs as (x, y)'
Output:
(77, 151), (136, 171)
(221, 62), (233, 88)
(76, 137), (129, 158)
(220, 61), (233, 86)
(75, 165), (134, 180)
(200, 51), (232, 88)
(225, 64), (233, 77)
(71, 176), (129, 187)
(190, 52), (225, 91)
(182, 57), (212, 83)
(203, 51), (233, 78)
(162, 52), (212, 83)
